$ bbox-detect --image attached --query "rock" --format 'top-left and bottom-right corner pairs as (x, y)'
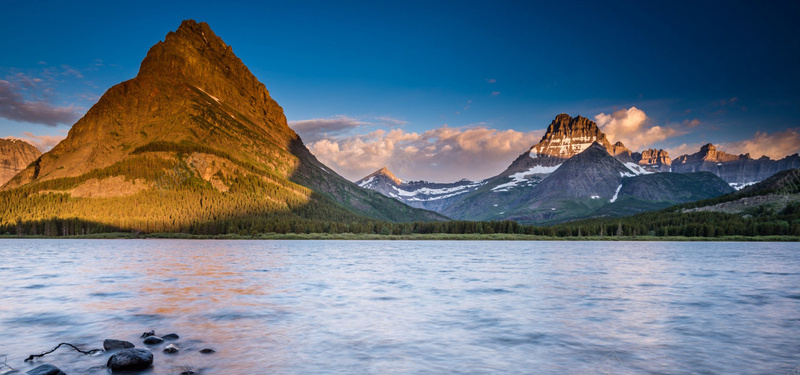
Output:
(107, 348), (153, 372)
(143, 336), (164, 345)
(179, 371), (195, 375)
(162, 333), (180, 340)
(26, 364), (66, 375)
(103, 338), (135, 350)
(163, 343), (179, 353)
(140, 330), (155, 338)
(199, 348), (216, 354)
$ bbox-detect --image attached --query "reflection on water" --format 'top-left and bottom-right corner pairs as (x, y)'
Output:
(0, 239), (799, 374)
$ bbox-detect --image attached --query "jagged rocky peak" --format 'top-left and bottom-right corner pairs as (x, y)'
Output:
(0, 139), (42, 187)
(638, 148), (671, 166)
(529, 113), (612, 158)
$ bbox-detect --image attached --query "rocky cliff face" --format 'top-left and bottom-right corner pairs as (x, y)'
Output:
(530, 114), (613, 158)
(634, 148), (672, 172)
(0, 139), (41, 187)
(672, 143), (800, 186)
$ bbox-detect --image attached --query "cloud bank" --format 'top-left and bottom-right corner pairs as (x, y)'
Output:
(304, 125), (543, 182)
(0, 80), (82, 126)
(594, 107), (683, 150)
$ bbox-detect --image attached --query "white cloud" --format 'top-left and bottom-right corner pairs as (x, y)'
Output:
(0, 80), (82, 126)
(594, 107), (682, 150)
(306, 125), (543, 182)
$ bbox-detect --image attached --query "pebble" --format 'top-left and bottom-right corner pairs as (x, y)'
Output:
(163, 343), (180, 353)
(199, 348), (216, 354)
(143, 336), (164, 345)
(162, 333), (180, 340)
(103, 338), (135, 351)
(107, 348), (154, 372)
(26, 364), (66, 375)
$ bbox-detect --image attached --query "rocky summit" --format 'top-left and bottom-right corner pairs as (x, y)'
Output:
(0, 20), (444, 234)
(0, 138), (40, 187)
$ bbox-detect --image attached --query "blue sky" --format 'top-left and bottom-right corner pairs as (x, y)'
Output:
(2, 0), (799, 181)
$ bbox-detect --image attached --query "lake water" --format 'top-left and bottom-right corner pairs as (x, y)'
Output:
(0, 240), (798, 374)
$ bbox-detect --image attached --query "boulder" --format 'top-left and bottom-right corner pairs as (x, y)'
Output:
(199, 348), (216, 354)
(103, 338), (135, 351)
(26, 364), (66, 375)
(107, 348), (153, 372)
(162, 333), (180, 340)
(143, 336), (164, 345)
(163, 343), (179, 353)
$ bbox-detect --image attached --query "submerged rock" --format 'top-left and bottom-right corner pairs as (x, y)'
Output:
(162, 333), (180, 340)
(107, 348), (153, 372)
(103, 339), (135, 350)
(163, 343), (179, 353)
(199, 348), (216, 354)
(140, 330), (155, 338)
(143, 336), (164, 345)
(26, 364), (66, 375)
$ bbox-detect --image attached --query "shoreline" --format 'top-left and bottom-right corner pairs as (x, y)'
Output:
(0, 233), (797, 241)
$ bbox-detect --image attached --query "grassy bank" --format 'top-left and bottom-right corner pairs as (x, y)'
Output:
(0, 233), (797, 241)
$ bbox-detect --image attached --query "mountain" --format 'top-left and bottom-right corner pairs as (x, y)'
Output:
(672, 143), (800, 188)
(682, 167), (800, 215)
(356, 113), (733, 224)
(0, 139), (41, 187)
(0, 20), (444, 234)
(356, 167), (484, 212)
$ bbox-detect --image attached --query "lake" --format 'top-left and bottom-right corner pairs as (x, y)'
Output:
(0, 239), (798, 374)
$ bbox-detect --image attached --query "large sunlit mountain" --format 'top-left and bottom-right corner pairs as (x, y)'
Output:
(0, 139), (40, 187)
(0, 20), (445, 234)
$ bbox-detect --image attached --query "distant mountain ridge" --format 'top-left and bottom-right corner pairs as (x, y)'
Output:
(357, 113), (783, 224)
(0, 139), (41, 187)
(356, 167), (484, 212)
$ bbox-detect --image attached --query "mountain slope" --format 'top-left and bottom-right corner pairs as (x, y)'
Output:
(0, 139), (40, 186)
(0, 20), (444, 234)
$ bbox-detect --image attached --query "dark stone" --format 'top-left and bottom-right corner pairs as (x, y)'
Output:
(107, 348), (153, 372)
(163, 343), (179, 353)
(179, 372), (195, 375)
(199, 348), (216, 354)
(162, 333), (180, 340)
(103, 338), (135, 351)
(26, 364), (66, 375)
(143, 335), (164, 345)
(140, 330), (155, 338)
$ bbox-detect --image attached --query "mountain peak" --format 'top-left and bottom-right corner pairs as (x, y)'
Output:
(529, 113), (612, 158)
(358, 167), (403, 186)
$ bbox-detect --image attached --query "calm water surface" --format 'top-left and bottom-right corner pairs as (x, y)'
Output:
(0, 240), (798, 374)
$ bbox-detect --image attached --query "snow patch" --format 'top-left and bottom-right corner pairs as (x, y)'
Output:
(357, 176), (375, 188)
(590, 195), (600, 199)
(609, 184), (623, 203)
(491, 164), (561, 192)
(624, 162), (655, 175)
(194, 86), (220, 103)
(730, 181), (758, 190)
(392, 182), (481, 197)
